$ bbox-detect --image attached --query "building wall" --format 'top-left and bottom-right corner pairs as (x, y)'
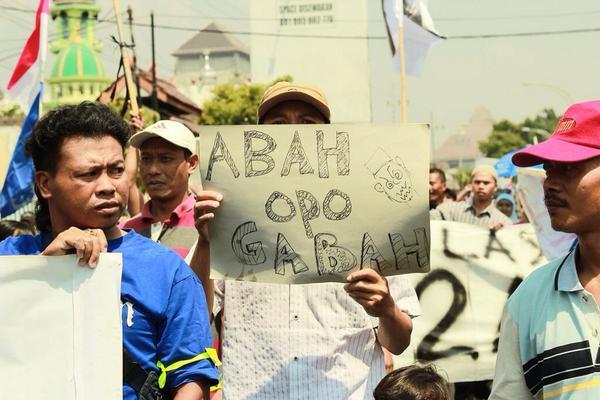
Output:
(367, 0), (401, 123)
(250, 0), (373, 123)
(0, 124), (23, 186)
(174, 51), (250, 104)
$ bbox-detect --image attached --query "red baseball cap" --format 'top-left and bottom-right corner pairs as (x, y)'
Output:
(512, 100), (600, 167)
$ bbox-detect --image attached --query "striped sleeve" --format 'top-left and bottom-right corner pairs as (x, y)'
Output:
(213, 279), (225, 316)
(388, 275), (421, 317)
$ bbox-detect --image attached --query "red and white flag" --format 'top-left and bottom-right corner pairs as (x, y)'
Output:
(6, 0), (50, 112)
(1, 0), (49, 217)
(382, 0), (444, 76)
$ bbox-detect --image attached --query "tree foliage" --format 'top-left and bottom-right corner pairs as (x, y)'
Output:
(452, 167), (473, 189)
(198, 75), (293, 125)
(479, 108), (560, 158)
(106, 97), (159, 125)
(0, 104), (25, 121)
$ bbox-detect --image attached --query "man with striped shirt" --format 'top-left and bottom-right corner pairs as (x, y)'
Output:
(431, 163), (510, 399)
(195, 82), (421, 400)
(490, 100), (600, 399)
(121, 120), (199, 258)
(430, 164), (511, 229)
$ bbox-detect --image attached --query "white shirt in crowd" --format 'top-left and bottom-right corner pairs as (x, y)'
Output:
(214, 277), (421, 400)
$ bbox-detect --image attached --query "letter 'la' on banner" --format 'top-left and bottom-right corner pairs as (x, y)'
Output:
(381, 0), (445, 76)
(0, 0), (49, 217)
(198, 123), (431, 284)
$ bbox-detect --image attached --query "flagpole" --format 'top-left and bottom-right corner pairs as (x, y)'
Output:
(112, 0), (139, 116)
(398, 26), (407, 124)
(39, 0), (49, 117)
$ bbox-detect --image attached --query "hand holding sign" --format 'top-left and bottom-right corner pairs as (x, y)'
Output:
(344, 268), (396, 318)
(42, 226), (108, 268)
(191, 188), (223, 243)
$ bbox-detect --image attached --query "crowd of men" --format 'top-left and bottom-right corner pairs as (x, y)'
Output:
(1, 82), (600, 400)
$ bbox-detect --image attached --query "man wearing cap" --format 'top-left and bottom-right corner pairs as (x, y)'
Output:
(490, 100), (600, 399)
(430, 164), (511, 229)
(197, 81), (420, 400)
(0, 102), (219, 399)
(122, 120), (203, 258)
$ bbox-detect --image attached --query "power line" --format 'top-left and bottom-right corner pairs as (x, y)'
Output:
(449, 26), (600, 39)
(127, 22), (600, 40)
(4, 3), (600, 25)
(128, 8), (600, 23)
(2, 5), (600, 41)
(436, 9), (600, 22)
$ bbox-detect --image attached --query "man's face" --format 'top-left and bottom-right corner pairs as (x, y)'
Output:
(261, 100), (326, 124)
(37, 135), (128, 231)
(543, 157), (600, 233)
(139, 137), (198, 202)
(429, 172), (446, 206)
(471, 172), (496, 203)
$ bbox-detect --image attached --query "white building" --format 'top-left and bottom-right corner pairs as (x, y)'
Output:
(173, 23), (251, 106)
(250, 0), (401, 123)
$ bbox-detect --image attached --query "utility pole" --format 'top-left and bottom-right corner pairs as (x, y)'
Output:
(112, 0), (139, 116)
(150, 12), (158, 114)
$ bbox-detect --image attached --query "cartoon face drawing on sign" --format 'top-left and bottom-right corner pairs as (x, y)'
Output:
(365, 148), (415, 203)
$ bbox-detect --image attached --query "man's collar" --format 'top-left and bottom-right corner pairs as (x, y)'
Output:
(465, 198), (495, 216)
(554, 250), (583, 292)
(141, 193), (196, 222)
(172, 193), (196, 219)
(140, 201), (154, 220)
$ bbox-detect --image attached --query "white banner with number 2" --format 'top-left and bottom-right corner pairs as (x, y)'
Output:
(394, 220), (546, 382)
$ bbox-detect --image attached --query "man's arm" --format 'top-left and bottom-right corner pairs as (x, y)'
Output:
(186, 240), (213, 319)
(186, 190), (222, 319)
(344, 269), (412, 355)
(173, 381), (209, 400)
(126, 114), (144, 216)
(156, 272), (219, 395)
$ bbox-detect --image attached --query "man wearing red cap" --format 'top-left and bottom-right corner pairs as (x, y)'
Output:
(490, 100), (600, 399)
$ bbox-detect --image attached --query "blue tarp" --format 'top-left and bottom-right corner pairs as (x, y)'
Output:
(494, 147), (542, 178)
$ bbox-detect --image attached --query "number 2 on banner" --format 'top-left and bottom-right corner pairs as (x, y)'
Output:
(415, 269), (479, 362)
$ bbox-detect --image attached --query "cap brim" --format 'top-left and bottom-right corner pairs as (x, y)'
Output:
(258, 92), (330, 122)
(512, 138), (600, 167)
(129, 131), (160, 148)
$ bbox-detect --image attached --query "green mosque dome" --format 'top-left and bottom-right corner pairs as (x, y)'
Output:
(44, 0), (112, 108)
(49, 43), (107, 82)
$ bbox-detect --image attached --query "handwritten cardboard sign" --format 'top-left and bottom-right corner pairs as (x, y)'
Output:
(199, 123), (430, 283)
(394, 221), (545, 382)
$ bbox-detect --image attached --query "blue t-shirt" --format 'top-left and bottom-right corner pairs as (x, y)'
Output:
(0, 230), (218, 399)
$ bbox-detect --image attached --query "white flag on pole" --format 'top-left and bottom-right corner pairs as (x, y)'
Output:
(382, 0), (444, 76)
(516, 168), (576, 260)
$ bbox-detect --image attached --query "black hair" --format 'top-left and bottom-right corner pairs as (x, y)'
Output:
(444, 188), (457, 201)
(373, 364), (451, 400)
(25, 101), (130, 232)
(429, 167), (446, 183)
(0, 220), (33, 241)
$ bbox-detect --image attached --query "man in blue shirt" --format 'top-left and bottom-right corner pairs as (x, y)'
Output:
(0, 102), (218, 400)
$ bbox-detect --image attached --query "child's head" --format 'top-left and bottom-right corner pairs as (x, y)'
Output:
(373, 364), (451, 400)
